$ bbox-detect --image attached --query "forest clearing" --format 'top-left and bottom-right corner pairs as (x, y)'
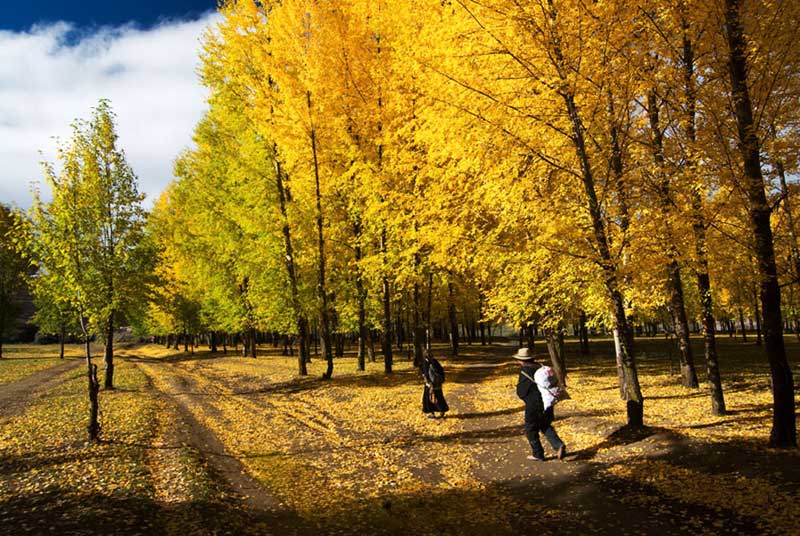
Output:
(1, 336), (797, 535)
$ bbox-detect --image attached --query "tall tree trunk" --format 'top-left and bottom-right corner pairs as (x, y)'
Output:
(413, 279), (423, 367)
(80, 315), (100, 441)
(354, 218), (367, 372)
(738, 308), (748, 342)
(684, 21), (725, 414)
(560, 82), (643, 425)
(381, 229), (393, 373)
(545, 326), (567, 387)
(367, 330), (376, 362)
(104, 312), (114, 390)
(425, 271), (433, 350)
(478, 295), (486, 346)
(308, 94), (334, 380)
(647, 89), (698, 389)
(753, 287), (763, 346)
(447, 275), (459, 356)
(59, 324), (66, 359)
(525, 321), (535, 352)
(603, 84), (638, 408)
(724, 0), (796, 447)
(578, 310), (590, 355)
(274, 153), (309, 376)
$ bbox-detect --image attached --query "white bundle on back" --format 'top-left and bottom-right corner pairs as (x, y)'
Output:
(534, 365), (561, 410)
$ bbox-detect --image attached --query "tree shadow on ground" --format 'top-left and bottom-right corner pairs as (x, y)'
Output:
(0, 460), (772, 536)
(447, 407), (521, 420)
(0, 487), (315, 536)
(0, 357), (78, 361)
(232, 368), (423, 396)
(568, 424), (671, 461)
(121, 352), (223, 365)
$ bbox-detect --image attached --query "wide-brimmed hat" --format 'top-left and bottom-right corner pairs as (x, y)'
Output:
(512, 347), (534, 360)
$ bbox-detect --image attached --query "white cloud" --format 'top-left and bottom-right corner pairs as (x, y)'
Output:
(0, 14), (220, 208)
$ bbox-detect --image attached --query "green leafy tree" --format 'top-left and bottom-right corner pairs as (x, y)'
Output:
(31, 100), (153, 439)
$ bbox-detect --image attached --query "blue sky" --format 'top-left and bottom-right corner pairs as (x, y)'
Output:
(0, 1), (217, 31)
(0, 1), (220, 208)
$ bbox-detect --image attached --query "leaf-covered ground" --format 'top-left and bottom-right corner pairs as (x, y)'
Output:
(0, 336), (798, 535)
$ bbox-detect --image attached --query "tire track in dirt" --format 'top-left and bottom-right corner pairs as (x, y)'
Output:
(133, 359), (314, 535)
(0, 359), (83, 420)
(182, 362), (354, 447)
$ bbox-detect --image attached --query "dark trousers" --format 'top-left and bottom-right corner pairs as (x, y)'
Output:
(525, 407), (564, 459)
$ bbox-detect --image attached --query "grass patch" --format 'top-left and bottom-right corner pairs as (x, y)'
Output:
(0, 344), (93, 385)
(0, 359), (162, 535)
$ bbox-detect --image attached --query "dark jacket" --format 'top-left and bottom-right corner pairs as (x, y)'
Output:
(517, 364), (546, 422)
(421, 357), (448, 413)
(422, 357), (445, 387)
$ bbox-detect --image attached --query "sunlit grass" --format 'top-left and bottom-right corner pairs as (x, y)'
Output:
(0, 343), (93, 385)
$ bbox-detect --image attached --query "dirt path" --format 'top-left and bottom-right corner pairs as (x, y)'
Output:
(442, 365), (765, 534)
(0, 359), (82, 420)
(133, 358), (314, 535)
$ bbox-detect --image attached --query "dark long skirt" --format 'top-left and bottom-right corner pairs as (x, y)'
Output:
(422, 385), (449, 414)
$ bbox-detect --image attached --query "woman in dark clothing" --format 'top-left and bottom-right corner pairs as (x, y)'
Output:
(421, 351), (449, 418)
(513, 347), (566, 461)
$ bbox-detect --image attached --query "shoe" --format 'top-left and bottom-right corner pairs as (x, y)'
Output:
(427, 414), (436, 419)
(557, 445), (567, 460)
(526, 455), (545, 461)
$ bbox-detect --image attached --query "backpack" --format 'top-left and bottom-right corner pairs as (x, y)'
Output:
(533, 365), (567, 409)
(426, 358), (445, 388)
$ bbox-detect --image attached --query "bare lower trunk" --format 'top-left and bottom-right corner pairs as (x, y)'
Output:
(667, 259), (699, 388)
(753, 287), (762, 346)
(611, 291), (643, 427)
(545, 326), (566, 387)
(354, 218), (367, 372)
(103, 313), (114, 390)
(578, 310), (590, 354)
(738, 308), (748, 342)
(448, 276), (459, 356)
(613, 328), (627, 399)
(80, 316), (100, 441)
(59, 325), (65, 359)
(425, 272), (433, 350)
(700, 271), (726, 415)
(381, 229), (393, 373)
(413, 280), (423, 367)
(367, 330), (375, 362)
(725, 0), (796, 447)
